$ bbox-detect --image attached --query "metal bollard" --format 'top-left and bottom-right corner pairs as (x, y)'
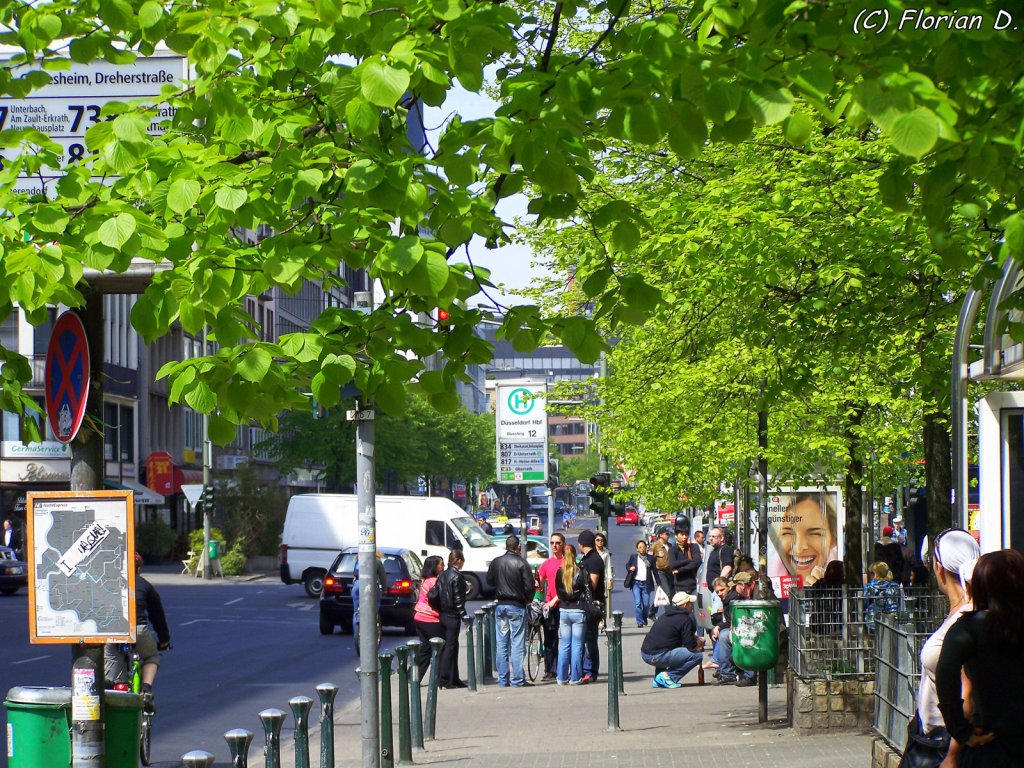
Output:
(424, 636), (445, 741)
(316, 683), (339, 768)
(463, 615), (477, 692)
(487, 602), (498, 677)
(395, 646), (413, 765)
(182, 750), (216, 767)
(406, 640), (425, 749)
(225, 729), (254, 768)
(288, 696), (313, 768)
(606, 628), (620, 732)
(473, 609), (485, 689)
(258, 708), (288, 768)
(379, 652), (394, 768)
(612, 611), (624, 695)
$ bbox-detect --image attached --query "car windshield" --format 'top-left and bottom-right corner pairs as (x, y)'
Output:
(452, 516), (493, 548)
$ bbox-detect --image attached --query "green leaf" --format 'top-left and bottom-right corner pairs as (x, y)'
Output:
(184, 381), (217, 413)
(748, 84), (794, 125)
(378, 235), (424, 274)
(611, 221), (641, 254)
(888, 108), (940, 159)
(98, 213), (137, 250)
(360, 60), (410, 108)
(411, 249), (450, 294)
(167, 179), (201, 215)
(346, 159), (385, 193)
(112, 113), (149, 143)
(208, 413), (238, 445)
(1005, 213), (1024, 257)
(214, 186), (247, 212)
(619, 274), (662, 308)
(33, 206), (69, 234)
(330, 74), (360, 113)
(345, 97), (379, 139)
(138, 1), (163, 28)
(237, 347), (272, 383)
(556, 317), (604, 364)
(784, 113), (814, 146)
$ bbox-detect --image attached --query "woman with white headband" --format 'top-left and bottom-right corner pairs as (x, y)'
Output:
(898, 528), (979, 768)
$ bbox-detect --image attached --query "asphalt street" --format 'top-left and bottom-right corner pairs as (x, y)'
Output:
(0, 514), (643, 767)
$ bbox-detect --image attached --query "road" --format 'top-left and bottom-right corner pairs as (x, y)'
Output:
(0, 514), (647, 767)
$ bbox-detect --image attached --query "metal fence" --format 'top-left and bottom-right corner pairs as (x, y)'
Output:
(787, 587), (948, 680)
(873, 594), (950, 751)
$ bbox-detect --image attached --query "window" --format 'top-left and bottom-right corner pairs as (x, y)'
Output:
(425, 520), (446, 547)
(104, 403), (136, 462)
(0, 308), (19, 352)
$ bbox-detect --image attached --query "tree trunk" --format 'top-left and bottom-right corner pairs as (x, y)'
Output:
(923, 411), (953, 539)
(844, 402), (865, 589)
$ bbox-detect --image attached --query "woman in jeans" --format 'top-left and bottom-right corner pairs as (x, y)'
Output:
(624, 540), (655, 627)
(555, 544), (588, 685)
(412, 555), (445, 676)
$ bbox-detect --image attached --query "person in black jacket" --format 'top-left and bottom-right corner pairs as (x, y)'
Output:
(436, 549), (468, 689)
(640, 591), (704, 688)
(104, 554), (171, 709)
(668, 529), (701, 593)
(486, 535), (535, 687)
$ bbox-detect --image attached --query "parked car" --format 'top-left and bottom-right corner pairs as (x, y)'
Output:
(319, 547), (423, 636)
(0, 546), (27, 595)
(616, 507), (640, 526)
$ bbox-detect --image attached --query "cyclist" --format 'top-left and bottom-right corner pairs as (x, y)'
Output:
(104, 553), (171, 710)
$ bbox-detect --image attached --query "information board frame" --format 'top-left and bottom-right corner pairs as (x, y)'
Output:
(495, 379), (548, 485)
(26, 490), (137, 644)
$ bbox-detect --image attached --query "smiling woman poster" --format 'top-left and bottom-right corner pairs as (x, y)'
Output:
(766, 489), (844, 593)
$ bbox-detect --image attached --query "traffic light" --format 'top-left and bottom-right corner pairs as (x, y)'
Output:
(589, 473), (610, 517)
(609, 495), (626, 519)
(547, 458), (559, 489)
(436, 308), (452, 331)
(201, 485), (216, 514)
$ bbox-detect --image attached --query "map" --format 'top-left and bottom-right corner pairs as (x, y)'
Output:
(29, 492), (134, 643)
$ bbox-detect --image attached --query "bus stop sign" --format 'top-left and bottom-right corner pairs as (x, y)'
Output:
(44, 311), (90, 444)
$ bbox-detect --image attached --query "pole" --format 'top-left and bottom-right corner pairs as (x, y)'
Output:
(598, 351), (608, 475)
(201, 327), (212, 581)
(70, 294), (105, 768)
(395, 646), (412, 765)
(378, 653), (394, 768)
(352, 399), (379, 768)
(406, 641), (424, 750)
(316, 683), (338, 768)
(757, 401), (769, 724)
(547, 489), (555, 550)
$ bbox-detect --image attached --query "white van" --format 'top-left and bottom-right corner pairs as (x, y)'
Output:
(279, 494), (503, 599)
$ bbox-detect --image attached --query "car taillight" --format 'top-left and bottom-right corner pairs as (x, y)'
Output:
(388, 579), (414, 595)
(279, 544), (288, 564)
(113, 683), (130, 692)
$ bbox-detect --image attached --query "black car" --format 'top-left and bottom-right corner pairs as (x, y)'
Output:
(319, 547), (423, 636)
(0, 546), (27, 595)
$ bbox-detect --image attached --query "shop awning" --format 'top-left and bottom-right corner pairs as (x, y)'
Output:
(104, 480), (166, 506)
(173, 468), (204, 494)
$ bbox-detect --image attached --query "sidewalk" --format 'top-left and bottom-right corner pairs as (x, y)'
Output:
(275, 623), (871, 768)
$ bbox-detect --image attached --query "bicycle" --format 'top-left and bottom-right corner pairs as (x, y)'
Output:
(525, 601), (545, 682)
(110, 643), (157, 766)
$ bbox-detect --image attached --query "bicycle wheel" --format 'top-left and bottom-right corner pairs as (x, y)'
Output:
(525, 626), (542, 682)
(139, 711), (152, 766)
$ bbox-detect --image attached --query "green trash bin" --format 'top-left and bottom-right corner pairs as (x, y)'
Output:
(208, 539), (220, 560)
(5, 686), (142, 768)
(730, 599), (782, 672)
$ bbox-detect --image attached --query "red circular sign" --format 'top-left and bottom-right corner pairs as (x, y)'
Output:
(44, 311), (91, 444)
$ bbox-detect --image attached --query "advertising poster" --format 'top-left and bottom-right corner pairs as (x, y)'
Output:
(766, 487), (845, 597)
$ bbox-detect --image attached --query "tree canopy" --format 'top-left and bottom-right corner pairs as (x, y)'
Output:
(0, 0), (1020, 445)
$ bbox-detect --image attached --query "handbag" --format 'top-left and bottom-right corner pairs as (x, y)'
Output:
(653, 585), (670, 607)
(897, 713), (950, 768)
(581, 572), (603, 621)
(623, 569), (636, 590)
(426, 579), (442, 612)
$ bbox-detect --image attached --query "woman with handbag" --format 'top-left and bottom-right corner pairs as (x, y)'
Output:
(412, 555), (445, 676)
(898, 528), (979, 768)
(555, 544), (588, 685)
(624, 540), (655, 628)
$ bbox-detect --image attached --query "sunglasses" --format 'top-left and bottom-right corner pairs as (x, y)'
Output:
(550, 540), (563, 546)
(928, 527), (956, 569)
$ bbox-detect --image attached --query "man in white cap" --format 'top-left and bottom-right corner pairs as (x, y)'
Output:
(639, 590), (705, 688)
(892, 516), (908, 547)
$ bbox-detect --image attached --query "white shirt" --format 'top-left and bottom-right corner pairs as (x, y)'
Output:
(918, 602), (970, 734)
(635, 556), (648, 583)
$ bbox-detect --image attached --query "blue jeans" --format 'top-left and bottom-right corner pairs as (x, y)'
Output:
(632, 583), (650, 625)
(713, 628), (755, 682)
(495, 604), (527, 686)
(557, 608), (586, 683)
(641, 646), (702, 684)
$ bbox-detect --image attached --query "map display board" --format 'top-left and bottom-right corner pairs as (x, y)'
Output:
(0, 54), (186, 196)
(26, 491), (136, 644)
(496, 380), (548, 484)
